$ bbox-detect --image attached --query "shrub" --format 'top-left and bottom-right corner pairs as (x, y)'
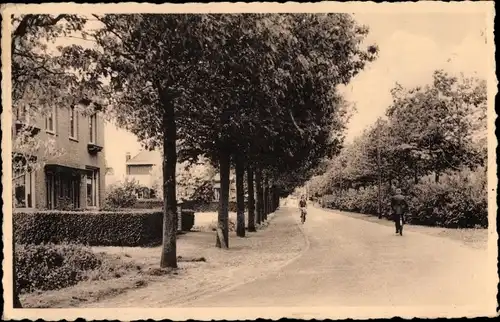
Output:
(15, 243), (103, 294)
(323, 167), (487, 228)
(14, 210), (164, 247)
(408, 167), (487, 228)
(103, 179), (140, 209)
(55, 196), (75, 211)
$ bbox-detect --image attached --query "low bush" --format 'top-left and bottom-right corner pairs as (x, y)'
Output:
(14, 210), (164, 247)
(322, 167), (487, 228)
(15, 243), (103, 294)
(103, 179), (140, 209)
(408, 167), (487, 228)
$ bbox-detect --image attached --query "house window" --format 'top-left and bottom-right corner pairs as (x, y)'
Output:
(86, 169), (99, 207)
(14, 172), (34, 208)
(45, 106), (56, 133)
(69, 106), (78, 139)
(89, 114), (97, 143)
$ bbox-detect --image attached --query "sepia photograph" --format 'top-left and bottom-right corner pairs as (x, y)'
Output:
(1, 1), (497, 320)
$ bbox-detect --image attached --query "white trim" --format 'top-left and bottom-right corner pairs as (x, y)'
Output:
(45, 105), (57, 133)
(69, 106), (78, 140)
(89, 114), (97, 144)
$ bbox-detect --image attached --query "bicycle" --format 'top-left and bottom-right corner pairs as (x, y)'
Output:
(300, 207), (307, 224)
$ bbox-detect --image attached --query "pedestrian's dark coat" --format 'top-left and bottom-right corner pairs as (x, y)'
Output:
(391, 194), (408, 215)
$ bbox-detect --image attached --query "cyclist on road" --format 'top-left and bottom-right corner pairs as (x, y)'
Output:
(299, 195), (307, 223)
(391, 188), (408, 236)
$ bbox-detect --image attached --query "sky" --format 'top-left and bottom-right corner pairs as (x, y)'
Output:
(98, 12), (489, 178)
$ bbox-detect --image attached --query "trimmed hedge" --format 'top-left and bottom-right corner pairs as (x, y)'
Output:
(15, 209), (198, 246)
(133, 199), (164, 209)
(14, 210), (164, 247)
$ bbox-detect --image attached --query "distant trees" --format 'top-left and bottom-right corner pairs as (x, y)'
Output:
(174, 13), (377, 248)
(310, 70), (488, 227)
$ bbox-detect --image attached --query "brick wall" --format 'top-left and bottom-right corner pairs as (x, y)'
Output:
(13, 105), (106, 209)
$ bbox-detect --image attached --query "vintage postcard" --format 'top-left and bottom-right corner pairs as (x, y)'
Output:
(1, 1), (497, 320)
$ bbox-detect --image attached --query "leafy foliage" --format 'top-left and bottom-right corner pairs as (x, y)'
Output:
(103, 178), (141, 209)
(176, 158), (217, 203)
(310, 70), (487, 228)
(15, 243), (102, 294)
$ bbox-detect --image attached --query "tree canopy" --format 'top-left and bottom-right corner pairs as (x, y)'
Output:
(309, 70), (487, 196)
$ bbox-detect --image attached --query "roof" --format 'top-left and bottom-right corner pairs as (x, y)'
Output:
(126, 150), (162, 165)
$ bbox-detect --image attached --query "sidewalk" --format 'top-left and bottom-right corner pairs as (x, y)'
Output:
(78, 207), (306, 308)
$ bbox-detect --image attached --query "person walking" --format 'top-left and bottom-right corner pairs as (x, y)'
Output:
(391, 188), (408, 236)
(299, 195), (307, 224)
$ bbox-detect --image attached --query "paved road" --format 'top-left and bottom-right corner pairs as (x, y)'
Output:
(182, 206), (495, 314)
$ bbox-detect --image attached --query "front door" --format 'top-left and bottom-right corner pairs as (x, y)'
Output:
(46, 171), (81, 210)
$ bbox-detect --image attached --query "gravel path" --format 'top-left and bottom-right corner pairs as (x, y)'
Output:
(182, 206), (496, 318)
(84, 207), (307, 308)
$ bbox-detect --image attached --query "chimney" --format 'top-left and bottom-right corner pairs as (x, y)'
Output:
(126, 152), (131, 162)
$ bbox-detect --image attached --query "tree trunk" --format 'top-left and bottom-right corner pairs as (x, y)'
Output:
(160, 92), (177, 269)
(255, 168), (263, 225)
(235, 154), (245, 237)
(271, 186), (276, 212)
(263, 176), (270, 220)
(216, 148), (230, 248)
(247, 165), (256, 232)
(263, 182), (268, 221)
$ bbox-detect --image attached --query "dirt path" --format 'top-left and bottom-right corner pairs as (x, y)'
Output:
(183, 207), (496, 317)
(83, 207), (307, 308)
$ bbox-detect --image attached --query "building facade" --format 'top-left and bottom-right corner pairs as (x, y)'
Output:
(12, 104), (106, 210)
(124, 150), (236, 201)
(125, 150), (161, 199)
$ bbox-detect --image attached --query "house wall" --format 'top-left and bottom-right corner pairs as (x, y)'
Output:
(126, 164), (154, 188)
(12, 105), (106, 209)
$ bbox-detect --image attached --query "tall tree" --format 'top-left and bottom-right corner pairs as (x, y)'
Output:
(235, 154), (246, 237)
(79, 14), (223, 266)
(247, 165), (257, 232)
